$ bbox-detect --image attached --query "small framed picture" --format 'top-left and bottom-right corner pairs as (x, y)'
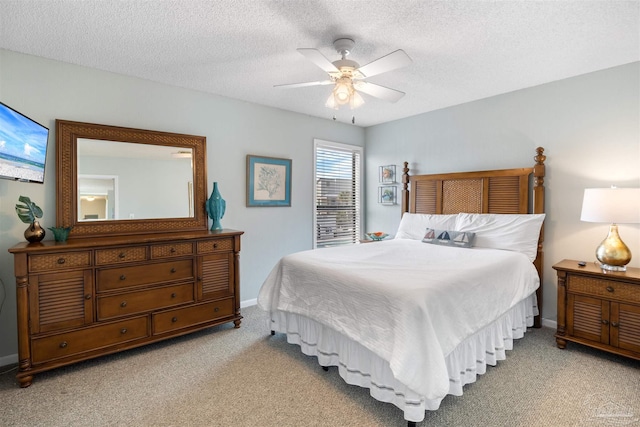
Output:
(246, 155), (292, 207)
(378, 186), (397, 205)
(379, 165), (396, 183)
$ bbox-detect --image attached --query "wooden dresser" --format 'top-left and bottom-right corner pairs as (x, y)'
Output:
(553, 259), (640, 360)
(9, 229), (243, 387)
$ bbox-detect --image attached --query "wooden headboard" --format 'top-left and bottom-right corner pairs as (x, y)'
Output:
(400, 147), (546, 327)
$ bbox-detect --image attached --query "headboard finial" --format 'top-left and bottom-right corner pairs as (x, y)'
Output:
(535, 147), (546, 165)
(534, 147), (546, 189)
(401, 162), (410, 216)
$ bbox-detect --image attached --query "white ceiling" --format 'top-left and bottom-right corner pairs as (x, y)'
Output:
(1, 1), (638, 127)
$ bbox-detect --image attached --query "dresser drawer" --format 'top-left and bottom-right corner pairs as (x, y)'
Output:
(29, 251), (92, 273)
(567, 275), (640, 304)
(197, 238), (233, 254)
(97, 259), (193, 292)
(97, 283), (194, 320)
(96, 246), (147, 265)
(152, 298), (234, 335)
(150, 242), (194, 259)
(31, 316), (148, 364)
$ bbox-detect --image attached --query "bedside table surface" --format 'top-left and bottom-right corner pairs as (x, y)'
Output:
(553, 259), (640, 282)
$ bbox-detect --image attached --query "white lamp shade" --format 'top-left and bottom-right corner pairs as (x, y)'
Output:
(580, 188), (640, 224)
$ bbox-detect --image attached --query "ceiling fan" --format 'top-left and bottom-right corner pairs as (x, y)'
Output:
(275, 38), (412, 110)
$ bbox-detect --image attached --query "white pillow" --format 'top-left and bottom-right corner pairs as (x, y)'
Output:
(395, 213), (458, 240)
(455, 213), (545, 261)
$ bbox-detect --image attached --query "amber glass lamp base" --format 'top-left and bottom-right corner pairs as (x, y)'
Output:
(596, 224), (631, 272)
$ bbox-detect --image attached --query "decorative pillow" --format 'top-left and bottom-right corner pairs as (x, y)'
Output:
(395, 213), (458, 240)
(455, 213), (545, 261)
(422, 228), (476, 248)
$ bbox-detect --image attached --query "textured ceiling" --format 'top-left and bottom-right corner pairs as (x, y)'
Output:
(1, 1), (638, 127)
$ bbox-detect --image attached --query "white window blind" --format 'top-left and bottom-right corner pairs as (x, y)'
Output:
(314, 139), (363, 249)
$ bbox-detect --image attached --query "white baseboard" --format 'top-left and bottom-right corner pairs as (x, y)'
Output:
(0, 353), (18, 369)
(541, 317), (557, 329)
(241, 298), (257, 308)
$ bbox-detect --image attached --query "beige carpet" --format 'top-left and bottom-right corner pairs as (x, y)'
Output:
(1, 305), (639, 427)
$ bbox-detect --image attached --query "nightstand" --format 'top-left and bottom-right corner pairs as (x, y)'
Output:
(553, 259), (640, 360)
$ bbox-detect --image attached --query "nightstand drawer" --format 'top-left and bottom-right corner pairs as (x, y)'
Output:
(567, 275), (640, 304)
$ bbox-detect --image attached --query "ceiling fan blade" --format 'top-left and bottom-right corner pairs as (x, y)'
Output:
(353, 81), (405, 103)
(274, 80), (334, 89)
(355, 49), (412, 78)
(297, 48), (340, 73)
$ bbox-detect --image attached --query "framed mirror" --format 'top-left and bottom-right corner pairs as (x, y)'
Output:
(56, 120), (208, 239)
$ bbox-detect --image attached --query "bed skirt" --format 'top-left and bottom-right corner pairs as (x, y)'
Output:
(268, 293), (538, 423)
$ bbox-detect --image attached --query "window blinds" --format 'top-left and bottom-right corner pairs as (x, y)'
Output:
(314, 141), (362, 248)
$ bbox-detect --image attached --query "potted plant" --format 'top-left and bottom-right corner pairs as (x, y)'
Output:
(15, 196), (45, 242)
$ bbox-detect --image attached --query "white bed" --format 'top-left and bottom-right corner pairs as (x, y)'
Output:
(258, 150), (547, 424)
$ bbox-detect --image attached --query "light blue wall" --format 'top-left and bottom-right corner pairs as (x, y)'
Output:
(365, 62), (640, 324)
(0, 49), (365, 363)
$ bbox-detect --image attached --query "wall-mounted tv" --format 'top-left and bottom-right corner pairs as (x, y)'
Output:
(0, 101), (49, 183)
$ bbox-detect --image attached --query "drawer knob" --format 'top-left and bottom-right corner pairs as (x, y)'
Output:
(213, 243), (218, 249)
(171, 316), (178, 323)
(118, 252), (126, 259)
(57, 258), (66, 264)
(120, 301), (127, 308)
(121, 328), (128, 334)
(59, 341), (68, 349)
(170, 268), (176, 273)
(606, 286), (614, 293)
(120, 275), (126, 280)
(602, 319), (609, 325)
(171, 293), (177, 298)
(170, 247), (176, 253)
(214, 307), (220, 313)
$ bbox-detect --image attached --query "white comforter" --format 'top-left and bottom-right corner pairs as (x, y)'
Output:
(258, 239), (539, 400)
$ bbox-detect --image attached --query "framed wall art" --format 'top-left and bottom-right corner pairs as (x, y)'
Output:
(246, 155), (292, 207)
(378, 186), (397, 205)
(379, 165), (396, 183)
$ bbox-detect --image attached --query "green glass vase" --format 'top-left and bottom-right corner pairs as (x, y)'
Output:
(206, 182), (226, 231)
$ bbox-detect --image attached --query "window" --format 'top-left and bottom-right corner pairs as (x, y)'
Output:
(314, 139), (363, 248)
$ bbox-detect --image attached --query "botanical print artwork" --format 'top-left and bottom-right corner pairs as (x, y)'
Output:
(382, 166), (394, 181)
(379, 165), (396, 183)
(254, 163), (286, 200)
(380, 187), (396, 204)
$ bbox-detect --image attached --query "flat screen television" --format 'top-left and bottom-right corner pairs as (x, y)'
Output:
(0, 101), (49, 183)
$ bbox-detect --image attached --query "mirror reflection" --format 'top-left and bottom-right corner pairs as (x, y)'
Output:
(77, 139), (194, 221)
(78, 175), (117, 220)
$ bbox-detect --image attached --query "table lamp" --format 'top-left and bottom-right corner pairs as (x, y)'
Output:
(580, 187), (640, 271)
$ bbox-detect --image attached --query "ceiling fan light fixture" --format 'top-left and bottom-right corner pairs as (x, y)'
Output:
(325, 76), (364, 110)
(334, 82), (351, 105)
(350, 90), (364, 109)
(279, 39), (411, 112)
(325, 92), (339, 110)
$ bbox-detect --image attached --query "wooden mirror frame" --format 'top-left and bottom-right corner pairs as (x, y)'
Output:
(56, 120), (208, 239)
